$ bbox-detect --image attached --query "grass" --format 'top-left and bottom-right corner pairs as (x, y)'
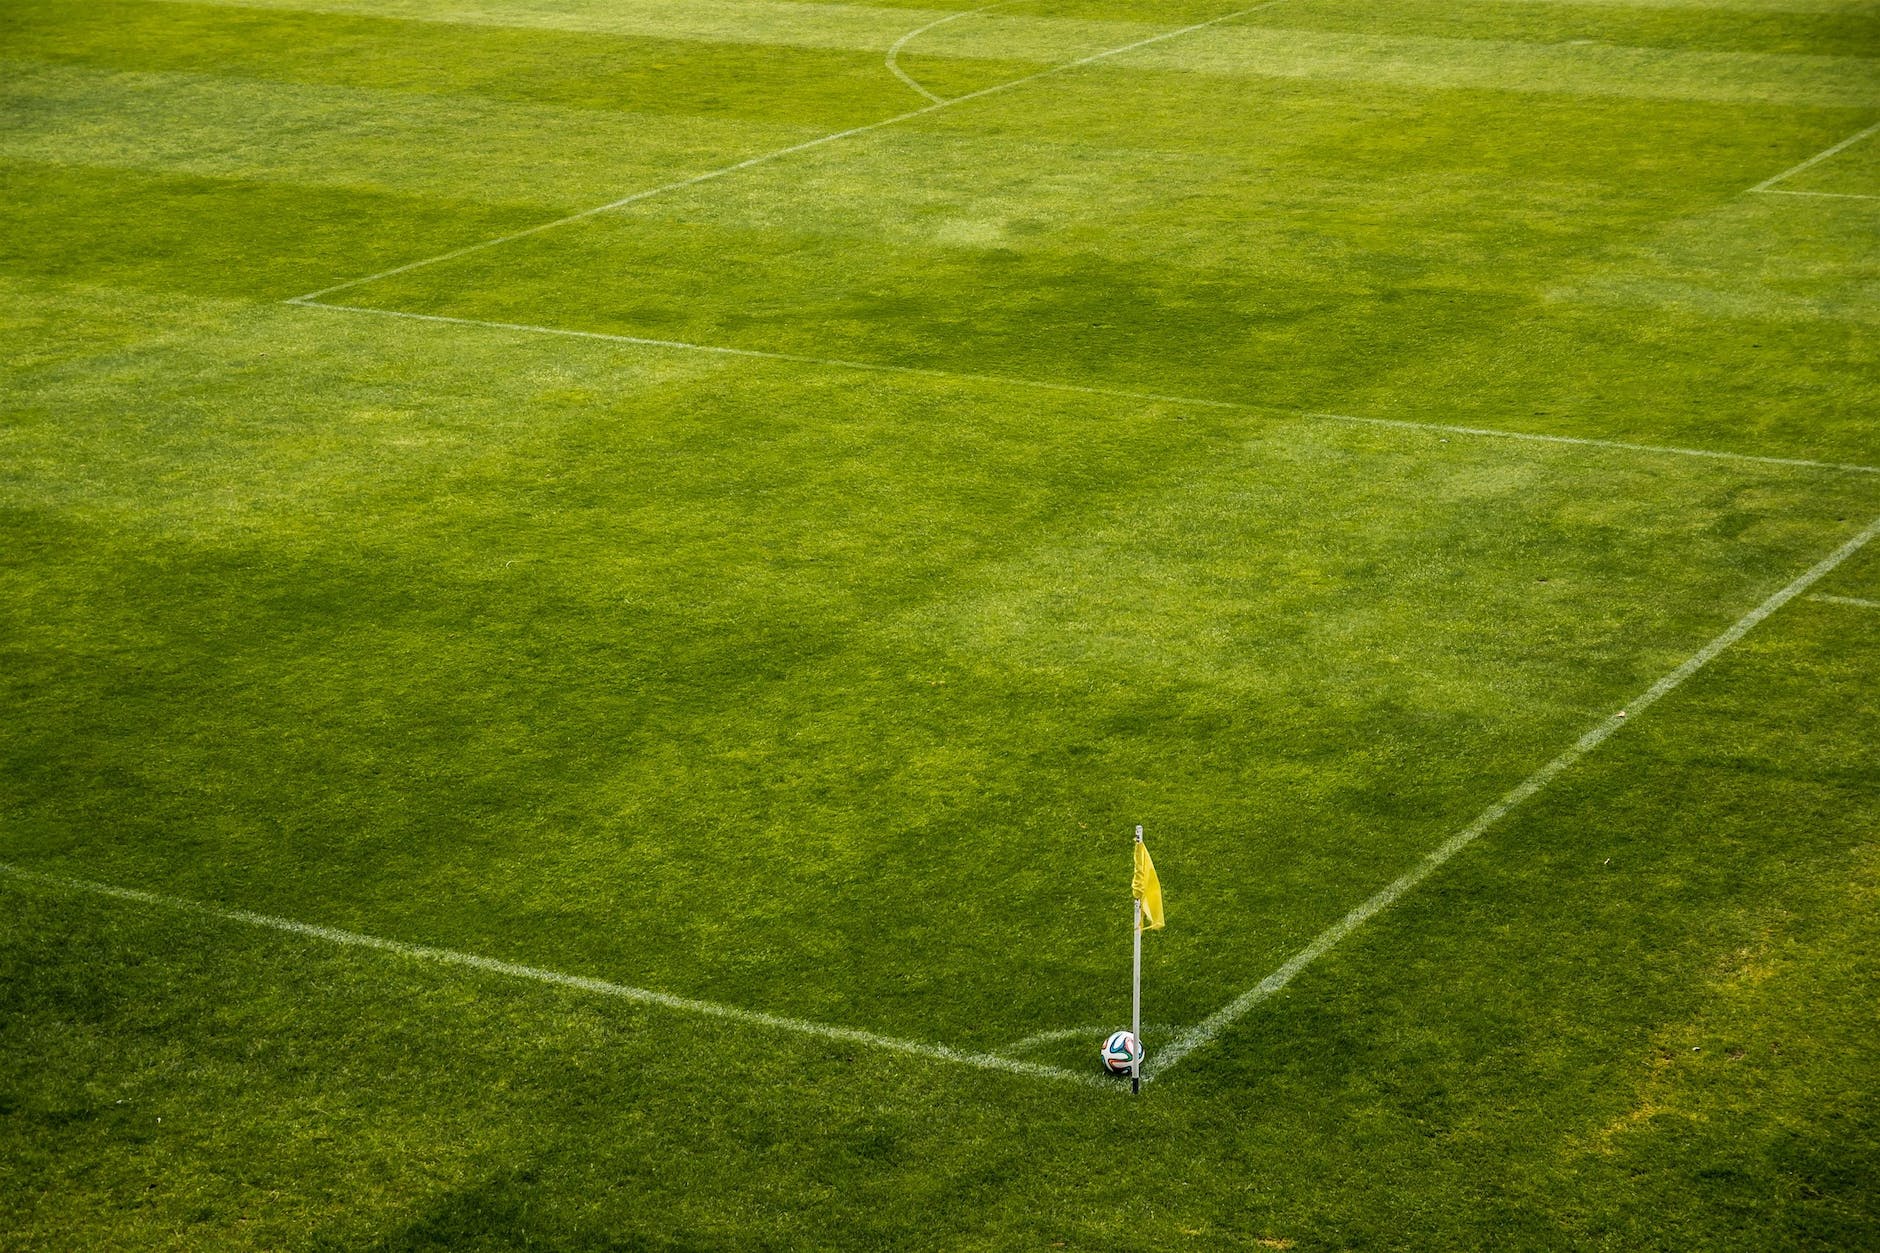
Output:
(2, 0), (1877, 1246)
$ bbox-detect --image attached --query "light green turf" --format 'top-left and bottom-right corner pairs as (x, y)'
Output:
(0, 61), (825, 207)
(3, 0), (1877, 1247)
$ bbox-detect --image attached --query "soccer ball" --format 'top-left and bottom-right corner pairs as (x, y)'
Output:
(1101, 1030), (1143, 1074)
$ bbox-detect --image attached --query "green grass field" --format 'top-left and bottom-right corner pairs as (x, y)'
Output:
(3, 0), (1878, 1246)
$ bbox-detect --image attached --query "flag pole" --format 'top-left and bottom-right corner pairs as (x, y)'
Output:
(1132, 824), (1144, 1095)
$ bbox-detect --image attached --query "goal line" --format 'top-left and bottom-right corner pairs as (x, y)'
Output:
(0, 860), (1105, 1089)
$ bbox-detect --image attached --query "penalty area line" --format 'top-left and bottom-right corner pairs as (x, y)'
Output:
(1301, 411), (1880, 478)
(288, 298), (1241, 409)
(1146, 512), (1880, 1081)
(288, 0), (1291, 304)
(1748, 119), (1880, 194)
(1752, 188), (1880, 202)
(289, 300), (1880, 479)
(0, 861), (1104, 1089)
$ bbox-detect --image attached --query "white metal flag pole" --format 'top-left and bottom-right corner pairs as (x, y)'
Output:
(1132, 825), (1144, 1095)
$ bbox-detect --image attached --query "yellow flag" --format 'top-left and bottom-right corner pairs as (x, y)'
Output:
(1133, 838), (1165, 930)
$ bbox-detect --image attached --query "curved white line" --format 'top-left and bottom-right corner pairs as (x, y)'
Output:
(886, 2), (1011, 105)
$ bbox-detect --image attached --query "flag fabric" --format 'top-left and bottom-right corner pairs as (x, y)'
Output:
(1132, 838), (1164, 930)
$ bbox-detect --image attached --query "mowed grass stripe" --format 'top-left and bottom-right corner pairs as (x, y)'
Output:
(1226, 0), (1880, 59)
(38, 0), (1869, 111)
(156, 0), (1023, 52)
(1557, 190), (1880, 327)
(1112, 25), (1880, 106)
(0, 161), (556, 299)
(296, 300), (1880, 476)
(0, 61), (824, 209)
(1, 0), (988, 126)
(142, 0), (1880, 68)
(155, 0), (1255, 63)
(1497, 0), (1880, 12)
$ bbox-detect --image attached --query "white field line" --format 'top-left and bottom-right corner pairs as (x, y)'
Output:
(1752, 188), (1880, 201)
(1748, 118), (1880, 193)
(886, 2), (1010, 105)
(1809, 593), (1880, 609)
(1145, 512), (1880, 1081)
(292, 300), (1880, 478)
(0, 861), (1104, 1089)
(1297, 410), (1880, 477)
(288, 0), (1289, 303)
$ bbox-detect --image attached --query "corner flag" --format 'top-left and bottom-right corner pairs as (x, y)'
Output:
(1133, 835), (1164, 931)
(1128, 826), (1163, 1093)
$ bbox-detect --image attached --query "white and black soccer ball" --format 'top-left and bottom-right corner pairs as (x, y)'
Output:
(1101, 1030), (1143, 1074)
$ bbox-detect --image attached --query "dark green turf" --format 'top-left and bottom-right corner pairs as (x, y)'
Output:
(3, 0), (1877, 1246)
